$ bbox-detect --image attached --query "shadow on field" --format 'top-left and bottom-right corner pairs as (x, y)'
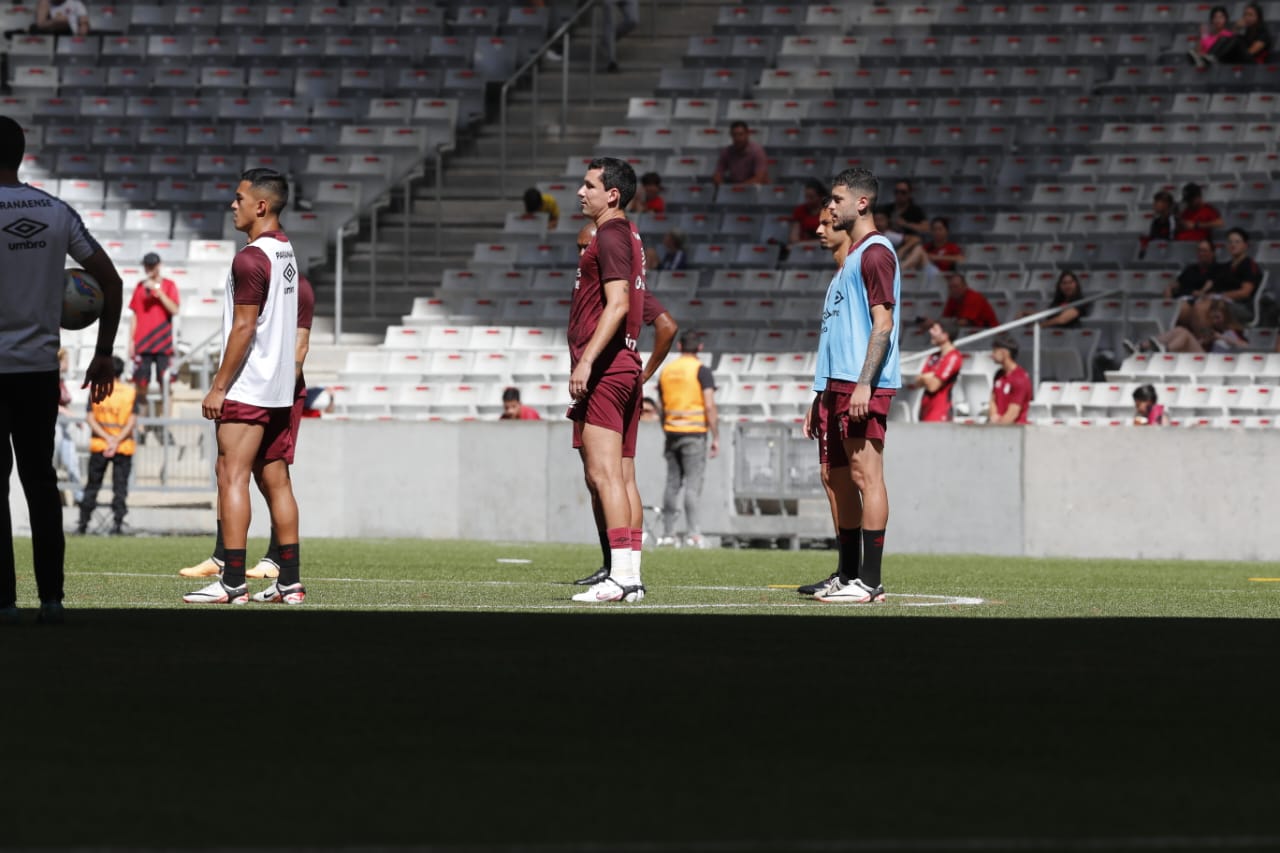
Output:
(3, 611), (1278, 849)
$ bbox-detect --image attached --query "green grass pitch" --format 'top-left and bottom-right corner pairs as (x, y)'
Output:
(2, 536), (1278, 850)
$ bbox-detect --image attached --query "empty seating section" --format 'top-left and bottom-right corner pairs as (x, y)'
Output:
(3, 2), (566, 356)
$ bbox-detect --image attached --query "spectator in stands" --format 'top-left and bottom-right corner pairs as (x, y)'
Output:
(881, 179), (929, 239)
(1210, 3), (1272, 64)
(656, 229), (687, 270)
(988, 334), (1032, 425)
(128, 252), (180, 420)
(75, 357), (137, 536)
(32, 0), (90, 35)
(1040, 270), (1091, 329)
(1146, 301), (1249, 353)
(1176, 183), (1223, 242)
(788, 178), (827, 248)
(500, 386), (541, 420)
(640, 396), (660, 423)
(939, 272), (999, 331)
(712, 121), (768, 188)
(1188, 6), (1234, 67)
(1139, 190), (1179, 258)
(1207, 227), (1265, 324)
(603, 0), (640, 73)
(303, 386), (335, 418)
(1164, 239), (1223, 331)
(522, 187), (560, 230)
(630, 172), (666, 214)
(872, 209), (911, 253)
(900, 216), (965, 278)
(911, 318), (962, 422)
(1132, 385), (1168, 426)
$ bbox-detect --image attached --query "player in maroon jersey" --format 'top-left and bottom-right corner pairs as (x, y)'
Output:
(913, 318), (963, 422)
(567, 158), (649, 603)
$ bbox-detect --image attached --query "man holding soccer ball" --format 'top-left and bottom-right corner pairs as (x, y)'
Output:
(0, 115), (123, 624)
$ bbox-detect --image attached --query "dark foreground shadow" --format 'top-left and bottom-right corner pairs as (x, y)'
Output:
(2, 611), (1278, 850)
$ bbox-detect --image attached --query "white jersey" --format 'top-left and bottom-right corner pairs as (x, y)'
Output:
(222, 231), (298, 408)
(0, 183), (101, 373)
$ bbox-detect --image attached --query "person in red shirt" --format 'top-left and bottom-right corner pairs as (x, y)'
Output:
(988, 334), (1033, 425)
(941, 272), (999, 330)
(1176, 182), (1224, 242)
(631, 172), (666, 214)
(912, 318), (962, 422)
(902, 216), (965, 274)
(788, 178), (827, 248)
(500, 387), (542, 420)
(128, 252), (180, 417)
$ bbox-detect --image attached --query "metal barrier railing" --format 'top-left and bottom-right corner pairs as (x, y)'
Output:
(58, 417), (217, 494)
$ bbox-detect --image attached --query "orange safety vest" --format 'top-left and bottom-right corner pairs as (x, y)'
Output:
(659, 355), (709, 434)
(89, 383), (137, 456)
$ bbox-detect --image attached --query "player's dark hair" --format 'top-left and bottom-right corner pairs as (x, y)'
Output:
(831, 168), (879, 206)
(0, 115), (26, 171)
(522, 187), (543, 213)
(112, 356), (126, 378)
(1182, 181), (1202, 202)
(1228, 227), (1250, 244)
(993, 334), (1019, 359)
(931, 216), (950, 230)
(803, 177), (828, 198)
(936, 317), (959, 343)
(679, 330), (701, 352)
(1133, 384), (1158, 404)
(240, 167), (289, 214)
(502, 386), (521, 403)
(640, 171), (662, 188)
(587, 156), (637, 208)
(729, 120), (749, 133)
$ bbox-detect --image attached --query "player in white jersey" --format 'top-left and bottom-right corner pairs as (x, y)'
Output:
(0, 115), (123, 624)
(185, 169), (303, 605)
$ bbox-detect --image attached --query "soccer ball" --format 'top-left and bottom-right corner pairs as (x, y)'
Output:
(62, 268), (104, 330)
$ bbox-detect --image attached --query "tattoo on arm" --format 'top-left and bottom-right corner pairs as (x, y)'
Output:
(858, 329), (892, 386)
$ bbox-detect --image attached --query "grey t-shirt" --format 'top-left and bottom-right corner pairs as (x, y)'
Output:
(0, 183), (101, 373)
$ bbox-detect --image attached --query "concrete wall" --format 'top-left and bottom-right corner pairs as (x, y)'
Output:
(13, 421), (1280, 561)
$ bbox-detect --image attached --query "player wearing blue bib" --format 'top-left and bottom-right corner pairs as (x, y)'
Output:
(809, 168), (900, 605)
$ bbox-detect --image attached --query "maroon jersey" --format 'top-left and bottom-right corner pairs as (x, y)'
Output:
(642, 287), (667, 326)
(992, 365), (1033, 424)
(569, 217), (644, 375)
(919, 347), (962, 422)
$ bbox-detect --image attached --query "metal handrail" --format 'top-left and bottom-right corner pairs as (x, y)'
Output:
(901, 290), (1122, 388)
(499, 0), (605, 198)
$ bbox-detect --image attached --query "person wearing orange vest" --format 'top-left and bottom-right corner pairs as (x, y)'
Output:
(656, 331), (719, 548)
(76, 357), (138, 536)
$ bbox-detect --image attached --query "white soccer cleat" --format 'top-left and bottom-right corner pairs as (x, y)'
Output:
(655, 536), (678, 548)
(815, 577), (886, 604)
(571, 578), (645, 603)
(251, 581), (306, 605)
(177, 557), (222, 578)
(246, 558), (280, 580)
(684, 535), (708, 550)
(183, 579), (249, 605)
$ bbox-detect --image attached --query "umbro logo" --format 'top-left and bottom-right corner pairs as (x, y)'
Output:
(283, 263), (296, 283)
(3, 217), (48, 240)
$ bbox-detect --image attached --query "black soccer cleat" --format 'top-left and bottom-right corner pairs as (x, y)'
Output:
(797, 572), (838, 596)
(574, 566), (610, 586)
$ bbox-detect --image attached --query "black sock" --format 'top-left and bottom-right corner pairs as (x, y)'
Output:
(837, 527), (861, 583)
(222, 549), (247, 588)
(213, 520), (225, 562)
(861, 529), (885, 588)
(264, 527), (280, 564)
(599, 529), (611, 570)
(278, 543), (300, 586)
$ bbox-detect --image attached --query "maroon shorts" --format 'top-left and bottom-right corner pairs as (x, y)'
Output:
(220, 399), (295, 464)
(569, 370), (642, 458)
(817, 380), (894, 467)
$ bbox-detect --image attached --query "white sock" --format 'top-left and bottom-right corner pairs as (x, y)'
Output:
(631, 548), (643, 579)
(610, 547), (636, 586)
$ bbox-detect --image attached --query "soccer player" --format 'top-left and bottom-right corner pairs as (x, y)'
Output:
(177, 271), (315, 587)
(567, 158), (648, 603)
(912, 318), (962, 422)
(810, 168), (901, 604)
(571, 222), (678, 588)
(0, 114), (123, 624)
(797, 202), (860, 596)
(183, 169), (302, 605)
